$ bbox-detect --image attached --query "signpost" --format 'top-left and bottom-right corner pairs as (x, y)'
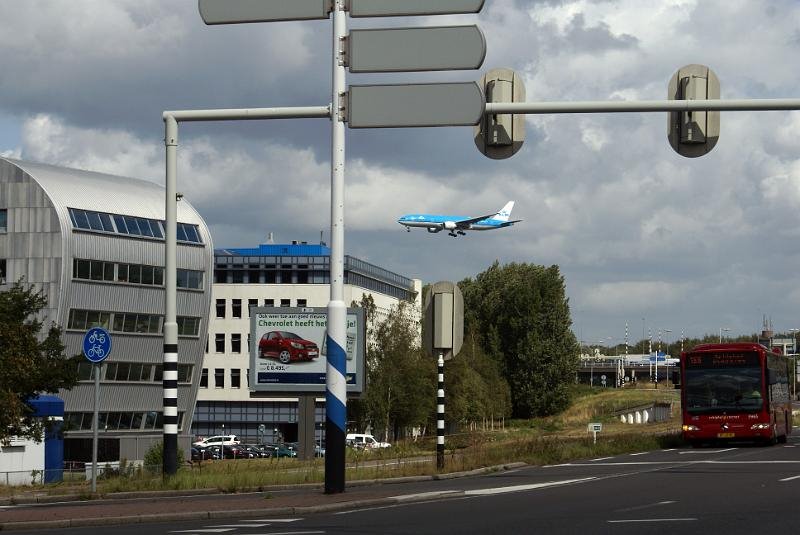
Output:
(346, 26), (485, 73)
(198, 0), (330, 24)
(82, 327), (111, 493)
(587, 422), (602, 444)
(347, 82), (484, 128)
(349, 0), (485, 17)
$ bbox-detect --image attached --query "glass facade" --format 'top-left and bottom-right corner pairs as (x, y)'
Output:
(68, 207), (202, 244)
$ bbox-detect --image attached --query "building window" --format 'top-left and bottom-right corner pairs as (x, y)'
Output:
(264, 299), (274, 307)
(214, 368), (224, 389)
(248, 299), (258, 315)
(232, 299), (242, 318)
(231, 333), (242, 354)
(200, 368), (208, 388)
(0, 258), (6, 284)
(297, 299), (307, 308)
(215, 333), (225, 353)
(216, 299), (225, 318)
(231, 369), (241, 389)
(0, 209), (6, 233)
(246, 369), (250, 387)
(280, 299), (290, 307)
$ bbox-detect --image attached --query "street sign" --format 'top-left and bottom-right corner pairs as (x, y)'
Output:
(198, 0), (330, 24)
(347, 26), (485, 73)
(347, 82), (484, 128)
(82, 327), (112, 363)
(350, 0), (484, 17)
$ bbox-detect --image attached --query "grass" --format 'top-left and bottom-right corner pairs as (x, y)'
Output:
(0, 386), (684, 498)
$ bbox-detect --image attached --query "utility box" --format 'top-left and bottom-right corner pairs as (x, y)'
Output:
(667, 64), (720, 158)
(474, 68), (526, 159)
(423, 281), (464, 360)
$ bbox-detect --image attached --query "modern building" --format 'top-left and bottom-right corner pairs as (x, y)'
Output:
(0, 157), (213, 463)
(193, 241), (422, 444)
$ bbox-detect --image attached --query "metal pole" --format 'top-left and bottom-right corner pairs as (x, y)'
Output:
(485, 98), (800, 115)
(325, 0), (347, 494)
(437, 352), (445, 471)
(163, 115), (179, 477)
(91, 363), (100, 493)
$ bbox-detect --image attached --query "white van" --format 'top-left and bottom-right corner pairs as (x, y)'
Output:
(193, 435), (240, 448)
(346, 433), (391, 449)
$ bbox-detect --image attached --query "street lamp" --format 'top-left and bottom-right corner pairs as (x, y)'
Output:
(719, 327), (730, 343)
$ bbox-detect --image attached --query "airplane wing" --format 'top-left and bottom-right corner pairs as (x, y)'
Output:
(453, 212), (498, 229)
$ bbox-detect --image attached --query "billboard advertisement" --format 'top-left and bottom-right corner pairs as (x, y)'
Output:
(249, 307), (365, 393)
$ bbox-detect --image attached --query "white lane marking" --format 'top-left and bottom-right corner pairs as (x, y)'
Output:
(242, 532), (323, 535)
(242, 519), (302, 522)
(389, 490), (462, 502)
(208, 524), (270, 528)
(615, 501), (676, 513)
(169, 529), (235, 533)
(629, 452), (649, 456)
(464, 477), (596, 496)
(608, 518), (697, 523)
(590, 457), (614, 462)
(779, 474), (800, 482)
(679, 448), (736, 455)
(661, 448), (677, 452)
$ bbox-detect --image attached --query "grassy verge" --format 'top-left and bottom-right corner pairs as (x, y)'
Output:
(0, 386), (684, 497)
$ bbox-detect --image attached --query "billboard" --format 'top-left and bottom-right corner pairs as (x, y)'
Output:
(249, 307), (365, 393)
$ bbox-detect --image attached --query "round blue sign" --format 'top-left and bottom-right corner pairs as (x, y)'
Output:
(83, 327), (112, 363)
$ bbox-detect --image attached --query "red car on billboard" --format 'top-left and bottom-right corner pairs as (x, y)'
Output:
(258, 331), (319, 364)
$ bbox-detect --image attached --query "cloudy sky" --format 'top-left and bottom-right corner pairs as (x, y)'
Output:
(2, 0), (800, 347)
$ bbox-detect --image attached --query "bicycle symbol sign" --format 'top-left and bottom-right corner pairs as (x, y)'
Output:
(83, 327), (112, 363)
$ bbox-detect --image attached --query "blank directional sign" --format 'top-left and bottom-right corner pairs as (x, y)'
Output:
(348, 82), (484, 128)
(198, 0), (330, 24)
(350, 0), (484, 17)
(348, 26), (485, 73)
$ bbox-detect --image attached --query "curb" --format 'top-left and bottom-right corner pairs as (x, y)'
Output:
(0, 462), (526, 531)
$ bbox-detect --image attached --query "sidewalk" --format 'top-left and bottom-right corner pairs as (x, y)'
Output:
(0, 463), (525, 531)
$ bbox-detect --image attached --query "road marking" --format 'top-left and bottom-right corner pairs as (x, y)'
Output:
(590, 457), (614, 462)
(169, 529), (235, 533)
(678, 448), (736, 454)
(779, 475), (800, 482)
(661, 448), (677, 452)
(242, 519), (302, 522)
(390, 490), (463, 502)
(463, 477), (596, 496)
(608, 518), (697, 523)
(629, 452), (649, 456)
(208, 524), (270, 528)
(615, 501), (676, 513)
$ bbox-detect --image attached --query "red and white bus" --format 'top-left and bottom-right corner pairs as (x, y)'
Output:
(680, 343), (792, 446)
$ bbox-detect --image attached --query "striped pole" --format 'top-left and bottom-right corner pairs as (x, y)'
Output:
(324, 0), (347, 495)
(163, 115), (178, 477)
(437, 353), (445, 470)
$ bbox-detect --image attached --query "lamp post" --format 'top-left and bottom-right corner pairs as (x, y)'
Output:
(719, 327), (730, 343)
(789, 329), (799, 399)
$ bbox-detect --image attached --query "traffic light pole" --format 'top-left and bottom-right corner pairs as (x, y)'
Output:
(486, 98), (800, 114)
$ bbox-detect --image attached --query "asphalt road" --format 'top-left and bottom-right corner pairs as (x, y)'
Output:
(15, 428), (800, 535)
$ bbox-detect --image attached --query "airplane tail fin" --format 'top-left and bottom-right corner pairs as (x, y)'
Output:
(491, 201), (514, 222)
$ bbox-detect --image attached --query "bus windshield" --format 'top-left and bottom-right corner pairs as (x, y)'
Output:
(684, 365), (763, 414)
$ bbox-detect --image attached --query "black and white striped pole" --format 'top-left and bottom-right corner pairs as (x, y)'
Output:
(437, 352), (445, 470)
(423, 281), (463, 473)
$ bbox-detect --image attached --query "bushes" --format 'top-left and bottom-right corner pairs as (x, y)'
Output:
(143, 441), (184, 473)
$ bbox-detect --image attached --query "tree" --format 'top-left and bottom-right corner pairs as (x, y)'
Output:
(353, 296), (434, 441)
(461, 262), (579, 418)
(0, 281), (81, 444)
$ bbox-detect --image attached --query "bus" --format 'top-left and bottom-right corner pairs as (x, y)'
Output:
(680, 342), (792, 446)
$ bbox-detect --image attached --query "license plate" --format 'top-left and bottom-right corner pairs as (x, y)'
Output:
(308, 351), (318, 356)
(717, 432), (735, 438)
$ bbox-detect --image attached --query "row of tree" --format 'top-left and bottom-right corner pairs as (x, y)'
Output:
(350, 261), (579, 441)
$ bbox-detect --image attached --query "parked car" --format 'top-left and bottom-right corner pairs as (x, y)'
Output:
(346, 433), (391, 449)
(242, 444), (270, 458)
(192, 434), (240, 448)
(258, 331), (319, 364)
(262, 443), (298, 458)
(190, 447), (217, 461)
(207, 444), (253, 459)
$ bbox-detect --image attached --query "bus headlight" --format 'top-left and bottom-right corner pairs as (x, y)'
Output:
(750, 423), (771, 430)
(682, 425), (699, 432)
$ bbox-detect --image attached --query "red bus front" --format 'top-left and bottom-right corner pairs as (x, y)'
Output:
(680, 343), (792, 445)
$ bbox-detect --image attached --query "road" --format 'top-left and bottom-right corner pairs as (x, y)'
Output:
(16, 429), (800, 534)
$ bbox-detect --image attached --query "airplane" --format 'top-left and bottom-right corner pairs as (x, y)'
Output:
(397, 201), (521, 237)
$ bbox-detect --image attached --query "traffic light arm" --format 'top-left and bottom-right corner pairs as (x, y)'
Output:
(485, 98), (800, 115)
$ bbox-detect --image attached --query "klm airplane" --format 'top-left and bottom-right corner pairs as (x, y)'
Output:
(398, 201), (521, 237)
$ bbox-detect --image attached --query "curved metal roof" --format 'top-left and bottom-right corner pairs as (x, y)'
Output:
(2, 156), (203, 224)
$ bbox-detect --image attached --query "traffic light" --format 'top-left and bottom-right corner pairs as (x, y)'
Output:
(667, 64), (720, 157)
(474, 68), (526, 159)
